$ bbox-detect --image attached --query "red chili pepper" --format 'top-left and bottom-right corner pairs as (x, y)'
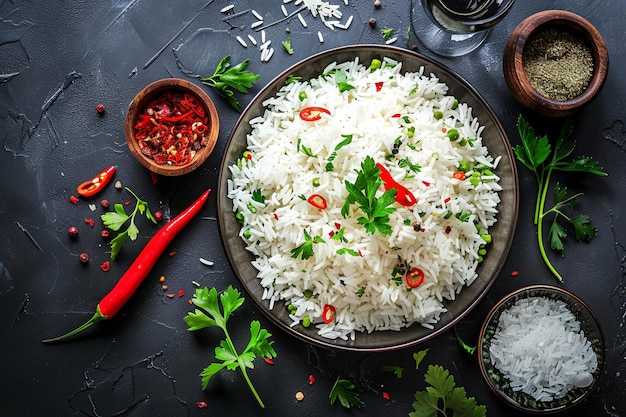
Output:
(263, 357), (275, 365)
(69, 195), (80, 204)
(382, 391), (390, 400)
(308, 374), (316, 385)
(307, 194), (327, 210)
(375, 163), (417, 207)
(84, 218), (95, 227)
(195, 402), (208, 409)
(406, 267), (425, 288)
(299, 106), (330, 121)
(77, 166), (116, 198)
(375, 81), (384, 91)
(452, 171), (466, 181)
(42, 189), (211, 344)
(178, 289), (185, 298)
(391, 113), (401, 118)
(511, 270), (519, 277)
(322, 304), (336, 324)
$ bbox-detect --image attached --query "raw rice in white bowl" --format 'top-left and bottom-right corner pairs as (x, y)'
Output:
(226, 57), (502, 341)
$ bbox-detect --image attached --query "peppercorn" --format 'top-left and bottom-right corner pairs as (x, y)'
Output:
(101, 199), (109, 208)
(79, 252), (89, 264)
(368, 17), (377, 28)
(100, 261), (111, 272)
(154, 211), (163, 222)
(68, 226), (79, 238)
(101, 230), (110, 240)
(96, 103), (105, 114)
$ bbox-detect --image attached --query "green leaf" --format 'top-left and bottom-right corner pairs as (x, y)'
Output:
(220, 286), (245, 321)
(101, 209), (128, 231)
(291, 229), (315, 260)
(200, 56), (260, 112)
(513, 115), (551, 172)
(329, 377), (364, 408)
(108, 230), (128, 261)
(200, 362), (228, 390)
(381, 365), (404, 378)
(571, 214), (597, 242)
(184, 309), (218, 331)
(282, 38), (294, 54)
(413, 349), (429, 369)
(411, 391), (439, 417)
(548, 219), (567, 255)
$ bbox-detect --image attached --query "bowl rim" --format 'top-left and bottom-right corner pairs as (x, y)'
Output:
(504, 10), (609, 115)
(477, 284), (606, 414)
(125, 77), (219, 176)
(217, 44), (520, 352)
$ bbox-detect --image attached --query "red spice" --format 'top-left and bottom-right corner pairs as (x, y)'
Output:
(308, 374), (316, 385)
(96, 103), (105, 114)
(79, 252), (89, 264)
(452, 171), (466, 181)
(178, 289), (185, 298)
(84, 218), (95, 227)
(68, 226), (79, 238)
(358, 249), (363, 257)
(375, 81), (384, 91)
(334, 222), (341, 229)
(442, 127), (447, 133)
(101, 199), (109, 208)
(263, 357), (274, 365)
(124, 200), (132, 206)
(69, 195), (80, 204)
(101, 230), (110, 240)
(169, 250), (177, 257)
(195, 402), (208, 409)
(166, 293), (175, 298)
(391, 113), (401, 118)
(159, 275), (166, 283)
(422, 181), (431, 186)
(100, 261), (111, 272)
(445, 225), (452, 234)
(133, 91), (210, 166)
(444, 197), (451, 204)
(273, 213), (279, 221)
(154, 211), (163, 222)
(382, 391), (390, 400)
(511, 270), (519, 277)
(329, 230), (335, 237)
(162, 285), (168, 291)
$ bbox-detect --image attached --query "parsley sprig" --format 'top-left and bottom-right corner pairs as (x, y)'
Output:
(184, 286), (277, 408)
(410, 365), (486, 417)
(329, 377), (364, 408)
(200, 56), (260, 112)
(342, 156), (396, 236)
(513, 115), (607, 281)
(101, 187), (156, 260)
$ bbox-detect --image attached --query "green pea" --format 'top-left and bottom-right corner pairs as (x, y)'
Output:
(298, 91), (308, 101)
(479, 248), (487, 256)
(312, 177), (320, 187)
(369, 58), (382, 70)
(243, 229), (252, 239)
(247, 203), (257, 213)
(481, 233), (492, 244)
(447, 129), (459, 141)
(302, 316), (311, 327)
(434, 111), (443, 120)
(451, 99), (459, 110)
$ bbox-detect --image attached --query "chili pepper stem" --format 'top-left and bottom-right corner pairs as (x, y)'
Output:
(42, 308), (107, 344)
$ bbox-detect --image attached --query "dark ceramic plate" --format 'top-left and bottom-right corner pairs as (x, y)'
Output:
(217, 45), (519, 351)
(478, 285), (605, 413)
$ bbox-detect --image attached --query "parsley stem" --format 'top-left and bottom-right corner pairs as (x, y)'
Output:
(537, 209), (563, 282)
(223, 327), (265, 408)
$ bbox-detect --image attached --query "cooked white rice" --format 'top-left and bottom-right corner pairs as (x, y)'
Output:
(227, 57), (502, 340)
(489, 296), (598, 402)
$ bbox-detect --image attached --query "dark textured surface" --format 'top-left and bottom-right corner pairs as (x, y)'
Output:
(1, 1), (625, 416)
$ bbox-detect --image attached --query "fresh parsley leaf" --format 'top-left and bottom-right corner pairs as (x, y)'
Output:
(453, 326), (476, 355)
(282, 38), (294, 54)
(342, 156), (396, 236)
(382, 365), (404, 378)
(410, 365), (486, 417)
(336, 247), (359, 256)
(329, 377), (364, 409)
(323, 69), (355, 93)
(413, 349), (429, 369)
(100, 187), (156, 260)
(381, 28), (394, 39)
(200, 56), (260, 112)
(185, 286), (276, 408)
(291, 230), (325, 260)
(252, 189), (265, 204)
(513, 115), (607, 281)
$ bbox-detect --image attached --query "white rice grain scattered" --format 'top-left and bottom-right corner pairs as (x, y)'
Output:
(247, 34), (257, 45)
(385, 36), (398, 45)
(281, 4), (288, 16)
(236, 35), (247, 48)
(251, 20), (263, 29)
(251, 9), (263, 20)
(199, 257), (214, 266)
(220, 4), (234, 13)
(297, 12), (308, 27)
(317, 30), (324, 42)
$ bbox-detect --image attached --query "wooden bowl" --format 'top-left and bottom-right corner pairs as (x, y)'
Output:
(125, 78), (219, 176)
(503, 10), (608, 118)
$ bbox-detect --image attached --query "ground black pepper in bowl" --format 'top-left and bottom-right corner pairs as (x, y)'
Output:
(503, 10), (608, 117)
(523, 27), (594, 102)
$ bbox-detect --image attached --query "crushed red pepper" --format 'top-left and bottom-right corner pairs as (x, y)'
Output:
(133, 91), (210, 166)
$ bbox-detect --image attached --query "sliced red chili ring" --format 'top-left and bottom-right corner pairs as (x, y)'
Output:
(299, 106), (331, 121)
(307, 194), (328, 210)
(375, 163), (417, 207)
(322, 304), (336, 324)
(406, 267), (425, 288)
(452, 171), (466, 181)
